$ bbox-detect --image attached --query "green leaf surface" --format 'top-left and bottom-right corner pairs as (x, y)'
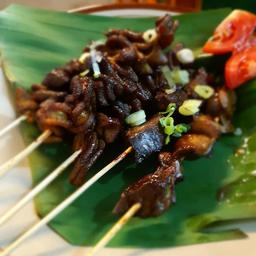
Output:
(1, 4), (256, 248)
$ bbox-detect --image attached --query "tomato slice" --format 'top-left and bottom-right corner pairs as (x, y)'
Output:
(203, 10), (256, 54)
(225, 46), (256, 89)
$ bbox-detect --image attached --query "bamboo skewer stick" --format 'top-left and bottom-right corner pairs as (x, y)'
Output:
(0, 149), (81, 226)
(0, 146), (133, 256)
(87, 203), (141, 256)
(0, 130), (51, 178)
(0, 115), (26, 138)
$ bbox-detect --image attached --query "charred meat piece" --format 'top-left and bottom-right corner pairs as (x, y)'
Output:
(32, 90), (67, 102)
(205, 87), (236, 133)
(42, 68), (70, 89)
(96, 113), (121, 144)
(130, 98), (142, 111)
(156, 14), (179, 49)
(206, 88), (236, 118)
(106, 34), (132, 49)
(155, 89), (188, 111)
(190, 115), (221, 139)
(114, 159), (179, 217)
(69, 111), (96, 134)
(100, 75), (116, 102)
(112, 101), (131, 120)
(70, 132), (105, 186)
(113, 64), (139, 83)
(64, 59), (86, 76)
(146, 46), (168, 67)
(158, 152), (183, 181)
(185, 68), (209, 98)
(35, 100), (72, 132)
(94, 80), (109, 107)
(126, 115), (164, 163)
(101, 74), (124, 97)
(106, 29), (144, 43)
(70, 76), (94, 105)
(15, 88), (38, 121)
(115, 46), (141, 64)
(141, 75), (157, 92)
(174, 134), (215, 159)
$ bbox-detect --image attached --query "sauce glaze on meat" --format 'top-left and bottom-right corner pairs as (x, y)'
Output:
(16, 14), (235, 217)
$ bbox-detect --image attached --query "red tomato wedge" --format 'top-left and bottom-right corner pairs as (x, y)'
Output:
(203, 10), (256, 54)
(225, 46), (256, 89)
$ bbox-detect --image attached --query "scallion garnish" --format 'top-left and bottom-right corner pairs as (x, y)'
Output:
(160, 103), (176, 117)
(176, 48), (195, 64)
(161, 65), (176, 92)
(194, 84), (214, 99)
(89, 41), (104, 79)
(171, 69), (190, 85)
(90, 49), (101, 78)
(79, 52), (90, 63)
(143, 28), (157, 43)
(159, 103), (190, 144)
(173, 123), (190, 137)
(79, 69), (89, 77)
(161, 66), (190, 92)
(125, 110), (146, 127)
(178, 99), (202, 116)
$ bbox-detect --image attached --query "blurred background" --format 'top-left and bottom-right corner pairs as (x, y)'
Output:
(0, 0), (254, 12)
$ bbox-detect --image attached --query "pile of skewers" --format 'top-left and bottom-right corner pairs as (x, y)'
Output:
(0, 14), (236, 255)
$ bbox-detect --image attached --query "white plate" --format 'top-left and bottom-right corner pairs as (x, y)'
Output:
(0, 7), (256, 256)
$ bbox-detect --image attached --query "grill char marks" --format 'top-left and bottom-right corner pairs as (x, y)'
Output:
(126, 115), (164, 163)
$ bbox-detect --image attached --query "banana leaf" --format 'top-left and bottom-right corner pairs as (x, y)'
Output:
(1, 4), (256, 248)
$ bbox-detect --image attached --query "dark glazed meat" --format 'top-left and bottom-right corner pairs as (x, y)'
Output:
(155, 89), (188, 111)
(43, 68), (70, 89)
(190, 115), (221, 139)
(14, 13), (235, 207)
(174, 134), (214, 159)
(15, 88), (38, 122)
(96, 113), (121, 144)
(70, 132), (105, 186)
(114, 159), (180, 217)
(156, 14), (179, 49)
(126, 115), (164, 163)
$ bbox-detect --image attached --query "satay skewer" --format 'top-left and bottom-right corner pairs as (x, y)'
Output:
(0, 115), (26, 138)
(0, 130), (51, 178)
(0, 149), (81, 226)
(0, 146), (133, 256)
(87, 203), (141, 256)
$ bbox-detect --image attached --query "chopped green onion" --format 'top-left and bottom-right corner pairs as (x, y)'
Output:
(143, 28), (157, 43)
(161, 65), (176, 91)
(79, 52), (90, 63)
(171, 69), (190, 85)
(173, 123), (190, 137)
(90, 49), (101, 78)
(160, 103), (176, 117)
(90, 40), (105, 49)
(176, 48), (195, 64)
(194, 84), (214, 99)
(179, 99), (202, 116)
(164, 124), (175, 136)
(165, 88), (176, 94)
(175, 123), (190, 133)
(79, 69), (89, 77)
(125, 110), (146, 127)
(165, 136), (171, 145)
(159, 104), (190, 145)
